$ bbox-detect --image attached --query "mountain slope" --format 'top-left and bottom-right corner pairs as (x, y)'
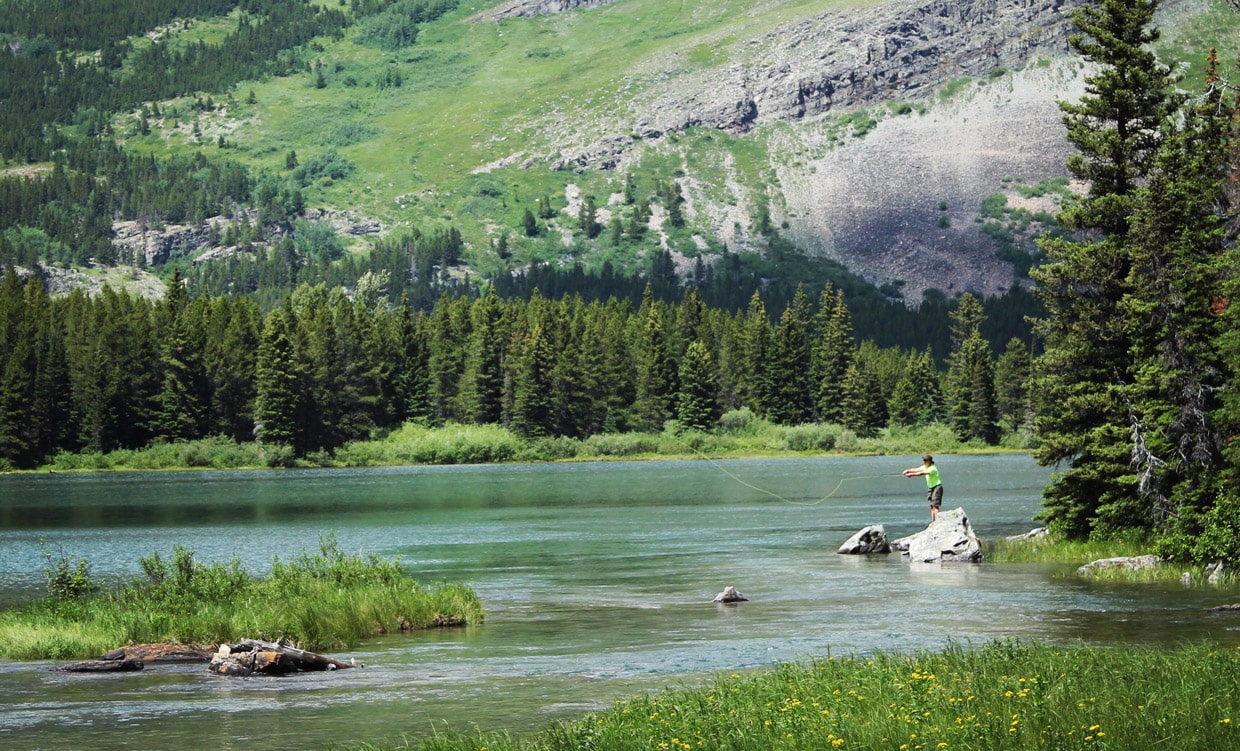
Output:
(26, 0), (1234, 302)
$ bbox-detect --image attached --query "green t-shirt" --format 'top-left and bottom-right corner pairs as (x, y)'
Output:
(924, 464), (940, 488)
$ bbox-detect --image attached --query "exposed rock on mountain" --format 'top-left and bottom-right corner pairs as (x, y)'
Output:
(483, 0), (615, 21)
(524, 0), (1087, 299)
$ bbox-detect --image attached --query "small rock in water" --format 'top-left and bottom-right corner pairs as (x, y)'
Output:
(713, 585), (747, 603)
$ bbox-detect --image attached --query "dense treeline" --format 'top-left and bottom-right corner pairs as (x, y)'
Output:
(1031, 0), (1240, 563)
(0, 266), (1029, 470)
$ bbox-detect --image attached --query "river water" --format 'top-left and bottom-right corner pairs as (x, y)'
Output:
(1, 454), (1238, 750)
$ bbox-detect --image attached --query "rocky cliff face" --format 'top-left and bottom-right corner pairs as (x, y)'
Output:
(552, 0), (1079, 166)
(532, 0), (1086, 301)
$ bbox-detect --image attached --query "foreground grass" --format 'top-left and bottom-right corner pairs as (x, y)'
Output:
(37, 412), (1024, 472)
(0, 536), (483, 660)
(362, 641), (1240, 751)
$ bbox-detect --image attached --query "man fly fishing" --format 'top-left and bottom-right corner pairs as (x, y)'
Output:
(903, 454), (942, 521)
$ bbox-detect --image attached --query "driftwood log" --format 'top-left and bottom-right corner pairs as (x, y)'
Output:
(53, 658), (145, 673)
(101, 643), (213, 663)
(208, 638), (360, 676)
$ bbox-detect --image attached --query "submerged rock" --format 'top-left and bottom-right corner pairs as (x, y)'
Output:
(713, 586), (747, 603)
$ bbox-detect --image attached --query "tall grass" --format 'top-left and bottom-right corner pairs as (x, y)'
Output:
(362, 641), (1240, 751)
(0, 535), (483, 660)
(986, 530), (1155, 565)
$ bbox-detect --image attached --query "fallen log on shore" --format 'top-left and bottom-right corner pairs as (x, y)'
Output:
(208, 638), (360, 676)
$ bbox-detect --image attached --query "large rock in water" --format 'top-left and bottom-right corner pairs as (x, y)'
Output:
(892, 508), (983, 563)
(838, 525), (891, 554)
(1076, 555), (1161, 576)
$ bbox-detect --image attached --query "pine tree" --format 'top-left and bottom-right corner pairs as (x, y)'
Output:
(460, 292), (507, 425)
(633, 290), (677, 431)
(1031, 0), (1179, 538)
(840, 358), (886, 438)
(394, 295), (433, 424)
(510, 322), (556, 437)
(154, 270), (209, 442)
(254, 308), (303, 450)
(736, 292), (772, 416)
(767, 284), (814, 425)
(677, 340), (720, 431)
(0, 271), (35, 465)
(995, 338), (1032, 433)
(1122, 51), (1238, 553)
(888, 349), (942, 428)
(946, 294), (998, 444)
(813, 287), (853, 424)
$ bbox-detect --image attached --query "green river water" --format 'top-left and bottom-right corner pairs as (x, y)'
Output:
(1, 454), (1237, 750)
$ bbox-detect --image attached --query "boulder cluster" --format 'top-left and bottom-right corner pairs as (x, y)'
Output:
(837, 507), (983, 563)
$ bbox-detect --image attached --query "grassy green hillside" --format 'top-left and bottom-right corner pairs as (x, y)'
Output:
(110, 0), (916, 274)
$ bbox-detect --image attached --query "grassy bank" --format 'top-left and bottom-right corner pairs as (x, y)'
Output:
(0, 536), (483, 660)
(362, 641), (1240, 751)
(986, 529), (1240, 586)
(36, 412), (1027, 473)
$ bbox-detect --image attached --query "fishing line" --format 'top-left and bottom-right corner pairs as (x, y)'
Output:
(671, 434), (901, 506)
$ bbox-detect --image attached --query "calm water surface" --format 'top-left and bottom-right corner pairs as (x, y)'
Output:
(1, 454), (1238, 750)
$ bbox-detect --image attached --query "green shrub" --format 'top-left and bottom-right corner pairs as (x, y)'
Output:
(581, 432), (661, 457)
(781, 424), (838, 452)
(517, 437), (580, 462)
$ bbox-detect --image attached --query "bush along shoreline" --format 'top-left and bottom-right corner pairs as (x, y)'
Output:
(364, 640), (1240, 751)
(31, 413), (1024, 473)
(0, 535), (483, 661)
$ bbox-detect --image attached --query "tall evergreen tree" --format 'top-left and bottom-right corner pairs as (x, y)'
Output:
(888, 349), (942, 428)
(1123, 51), (1239, 555)
(813, 287), (854, 424)
(736, 292), (772, 417)
(394, 295), (433, 424)
(510, 321), (556, 438)
(254, 308), (302, 450)
(460, 292), (507, 425)
(1031, 0), (1179, 538)
(677, 340), (720, 431)
(946, 294), (998, 444)
(995, 338), (1032, 433)
(840, 358), (886, 438)
(633, 290), (677, 431)
(767, 284), (815, 425)
(154, 270), (209, 441)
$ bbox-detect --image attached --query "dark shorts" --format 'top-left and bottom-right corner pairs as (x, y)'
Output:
(927, 484), (943, 508)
